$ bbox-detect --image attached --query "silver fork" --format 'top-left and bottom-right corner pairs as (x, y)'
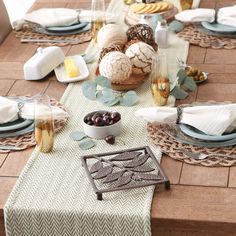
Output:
(177, 149), (236, 160)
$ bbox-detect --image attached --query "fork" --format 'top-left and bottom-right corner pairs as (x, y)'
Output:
(177, 149), (236, 160)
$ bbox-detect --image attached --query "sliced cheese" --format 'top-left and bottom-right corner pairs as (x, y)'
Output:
(64, 57), (79, 77)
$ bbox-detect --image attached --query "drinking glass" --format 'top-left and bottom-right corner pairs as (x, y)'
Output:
(34, 94), (54, 153)
(150, 52), (170, 106)
(123, 0), (135, 5)
(91, 0), (106, 42)
(179, 0), (193, 10)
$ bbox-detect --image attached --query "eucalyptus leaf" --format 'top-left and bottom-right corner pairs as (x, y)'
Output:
(82, 81), (97, 100)
(95, 76), (111, 88)
(96, 90), (103, 102)
(96, 88), (116, 103)
(182, 76), (197, 91)
(177, 69), (187, 85)
(171, 86), (188, 99)
(70, 131), (87, 141)
(103, 97), (120, 106)
(169, 20), (184, 33)
(79, 138), (96, 150)
(101, 88), (116, 101)
(120, 91), (139, 106)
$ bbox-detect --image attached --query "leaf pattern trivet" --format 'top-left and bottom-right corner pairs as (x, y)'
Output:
(81, 146), (170, 200)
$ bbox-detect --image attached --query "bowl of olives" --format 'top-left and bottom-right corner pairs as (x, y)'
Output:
(83, 111), (122, 139)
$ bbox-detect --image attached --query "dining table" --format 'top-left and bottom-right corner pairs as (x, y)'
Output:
(0, 0), (236, 235)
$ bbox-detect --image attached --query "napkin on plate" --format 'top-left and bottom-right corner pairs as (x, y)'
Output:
(175, 8), (216, 23)
(0, 96), (69, 124)
(217, 5), (236, 27)
(13, 8), (116, 30)
(0, 97), (19, 124)
(135, 104), (236, 136)
(23, 8), (80, 28)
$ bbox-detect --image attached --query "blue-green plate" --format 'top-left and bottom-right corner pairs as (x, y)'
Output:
(46, 22), (89, 32)
(0, 118), (33, 132)
(0, 123), (34, 138)
(166, 125), (236, 148)
(179, 124), (236, 141)
(201, 21), (236, 33)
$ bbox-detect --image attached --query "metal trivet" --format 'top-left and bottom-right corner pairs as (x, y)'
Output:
(81, 146), (170, 200)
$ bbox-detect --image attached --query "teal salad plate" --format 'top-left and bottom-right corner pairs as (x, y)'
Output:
(179, 124), (236, 141)
(201, 21), (236, 33)
(0, 118), (33, 132)
(46, 22), (89, 32)
(0, 123), (34, 138)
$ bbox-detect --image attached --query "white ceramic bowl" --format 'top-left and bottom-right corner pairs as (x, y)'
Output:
(83, 111), (122, 139)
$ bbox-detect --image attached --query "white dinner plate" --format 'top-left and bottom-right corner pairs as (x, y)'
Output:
(54, 55), (89, 83)
(179, 124), (236, 141)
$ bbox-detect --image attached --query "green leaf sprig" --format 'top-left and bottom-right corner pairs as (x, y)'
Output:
(82, 76), (139, 107)
(170, 69), (197, 99)
(70, 131), (96, 150)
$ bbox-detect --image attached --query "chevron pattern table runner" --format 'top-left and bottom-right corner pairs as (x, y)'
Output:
(4, 1), (189, 235)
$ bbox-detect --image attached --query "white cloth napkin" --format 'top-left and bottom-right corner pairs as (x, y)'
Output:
(0, 96), (69, 124)
(23, 8), (80, 27)
(12, 8), (116, 30)
(0, 97), (19, 124)
(175, 9), (216, 23)
(135, 104), (236, 136)
(217, 5), (236, 27)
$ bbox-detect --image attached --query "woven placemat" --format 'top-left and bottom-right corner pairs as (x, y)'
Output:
(0, 97), (68, 153)
(147, 123), (236, 167)
(14, 23), (92, 46)
(177, 24), (236, 49)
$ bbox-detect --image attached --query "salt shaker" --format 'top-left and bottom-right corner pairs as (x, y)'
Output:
(155, 20), (169, 49)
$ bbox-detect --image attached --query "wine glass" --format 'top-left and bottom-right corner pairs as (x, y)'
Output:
(91, 0), (106, 42)
(34, 94), (54, 153)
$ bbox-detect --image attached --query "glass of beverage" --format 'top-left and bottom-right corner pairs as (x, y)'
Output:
(123, 0), (135, 5)
(179, 0), (193, 10)
(150, 52), (170, 106)
(34, 94), (54, 153)
(91, 0), (106, 42)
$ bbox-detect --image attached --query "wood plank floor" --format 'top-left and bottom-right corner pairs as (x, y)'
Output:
(0, 0), (236, 235)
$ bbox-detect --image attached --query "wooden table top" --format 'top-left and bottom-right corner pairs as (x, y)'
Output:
(1, 0), (236, 235)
